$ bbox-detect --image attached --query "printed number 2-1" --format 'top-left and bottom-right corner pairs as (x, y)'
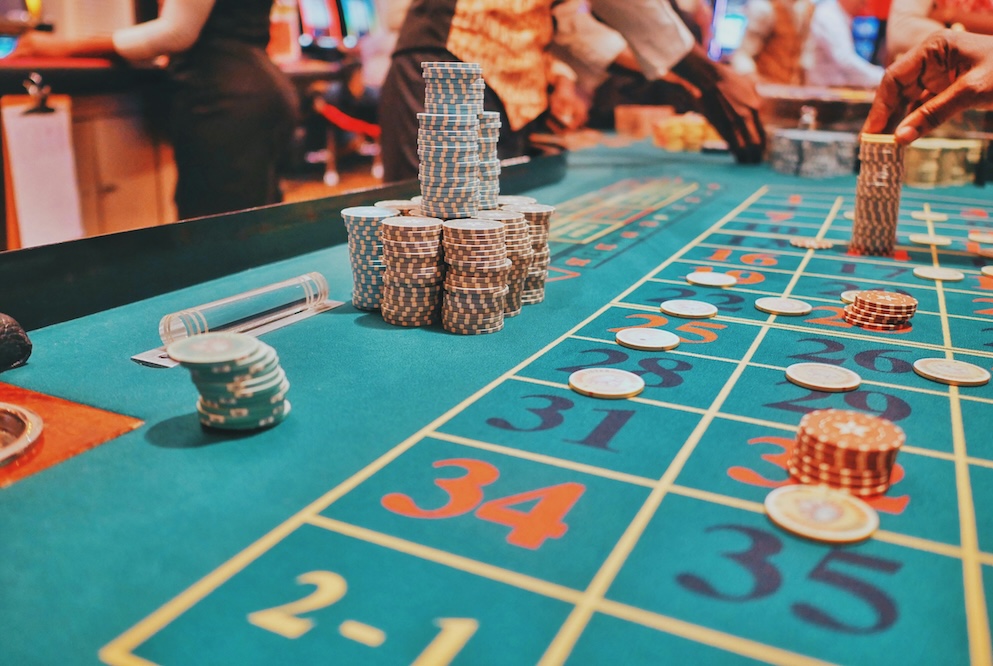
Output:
(249, 570), (478, 663)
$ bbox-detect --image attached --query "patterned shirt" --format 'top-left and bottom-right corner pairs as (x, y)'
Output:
(395, 0), (555, 130)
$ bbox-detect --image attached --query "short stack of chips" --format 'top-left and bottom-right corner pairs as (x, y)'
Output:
(768, 129), (857, 178)
(166, 332), (291, 431)
(343, 206), (399, 310)
(418, 61), (484, 219)
(475, 209), (532, 316)
(788, 409), (904, 497)
(503, 203), (555, 305)
(380, 216), (446, 327)
(477, 111), (501, 209)
(441, 218), (510, 334)
(843, 290), (917, 331)
(851, 133), (905, 256)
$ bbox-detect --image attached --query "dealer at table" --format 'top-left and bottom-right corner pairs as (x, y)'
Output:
(12, 0), (299, 221)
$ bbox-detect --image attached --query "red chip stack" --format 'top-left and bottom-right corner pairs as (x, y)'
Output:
(789, 409), (905, 497)
(843, 290), (917, 331)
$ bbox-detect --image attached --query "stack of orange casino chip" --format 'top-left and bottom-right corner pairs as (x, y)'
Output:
(789, 409), (904, 497)
(843, 290), (917, 331)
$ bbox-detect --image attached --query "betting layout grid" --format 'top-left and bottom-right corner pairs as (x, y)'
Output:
(102, 178), (993, 665)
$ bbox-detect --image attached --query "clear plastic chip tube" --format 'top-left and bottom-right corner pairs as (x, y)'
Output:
(159, 272), (330, 345)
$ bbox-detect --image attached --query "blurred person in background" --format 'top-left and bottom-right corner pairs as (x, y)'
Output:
(732, 0), (883, 87)
(12, 0), (299, 220)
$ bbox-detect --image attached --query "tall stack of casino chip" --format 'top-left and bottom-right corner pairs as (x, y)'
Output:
(166, 332), (291, 430)
(418, 61), (484, 219)
(842, 290), (917, 331)
(850, 133), (905, 256)
(343, 206), (400, 310)
(503, 203), (555, 305)
(380, 216), (446, 326)
(475, 209), (532, 317)
(788, 409), (904, 497)
(441, 218), (509, 334)
(477, 111), (501, 209)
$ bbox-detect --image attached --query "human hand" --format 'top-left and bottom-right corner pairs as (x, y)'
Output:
(549, 78), (589, 131)
(671, 45), (766, 163)
(863, 30), (993, 143)
(10, 31), (71, 59)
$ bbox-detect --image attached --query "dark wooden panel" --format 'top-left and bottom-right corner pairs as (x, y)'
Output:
(0, 152), (566, 330)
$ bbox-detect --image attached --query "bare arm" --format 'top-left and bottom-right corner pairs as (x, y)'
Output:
(12, 0), (215, 61)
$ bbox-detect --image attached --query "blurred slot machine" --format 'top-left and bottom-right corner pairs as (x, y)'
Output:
(707, 0), (747, 62)
(338, 0), (377, 48)
(297, 0), (345, 58)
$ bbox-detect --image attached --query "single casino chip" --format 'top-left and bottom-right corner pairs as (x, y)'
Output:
(764, 485), (879, 543)
(908, 233), (952, 246)
(615, 328), (680, 351)
(910, 210), (949, 222)
(968, 230), (993, 244)
(754, 297), (813, 316)
(785, 363), (862, 392)
(912, 358), (991, 386)
(982, 266), (993, 277)
(686, 271), (737, 288)
(839, 290), (863, 304)
(789, 237), (834, 250)
(913, 266), (965, 282)
(167, 332), (261, 366)
(568, 368), (645, 399)
(853, 290), (917, 312)
(660, 299), (718, 318)
(0, 402), (44, 466)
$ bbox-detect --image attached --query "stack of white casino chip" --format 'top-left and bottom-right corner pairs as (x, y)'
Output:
(503, 203), (555, 305)
(441, 218), (510, 334)
(343, 205), (400, 310)
(418, 61), (484, 219)
(477, 111), (501, 209)
(380, 215), (446, 327)
(474, 209), (533, 317)
(167, 332), (291, 431)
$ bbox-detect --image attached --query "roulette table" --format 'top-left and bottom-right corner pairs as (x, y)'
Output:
(1, 141), (991, 665)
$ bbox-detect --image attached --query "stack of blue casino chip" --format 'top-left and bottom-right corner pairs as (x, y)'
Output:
(167, 332), (291, 430)
(418, 61), (483, 219)
(342, 205), (400, 310)
(477, 111), (501, 210)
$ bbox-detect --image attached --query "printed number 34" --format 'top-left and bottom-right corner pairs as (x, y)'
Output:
(382, 458), (585, 550)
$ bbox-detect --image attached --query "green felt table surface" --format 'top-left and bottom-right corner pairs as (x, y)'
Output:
(2, 141), (993, 665)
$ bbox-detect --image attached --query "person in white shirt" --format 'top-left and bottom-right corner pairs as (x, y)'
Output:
(805, 0), (883, 87)
(732, 0), (883, 88)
